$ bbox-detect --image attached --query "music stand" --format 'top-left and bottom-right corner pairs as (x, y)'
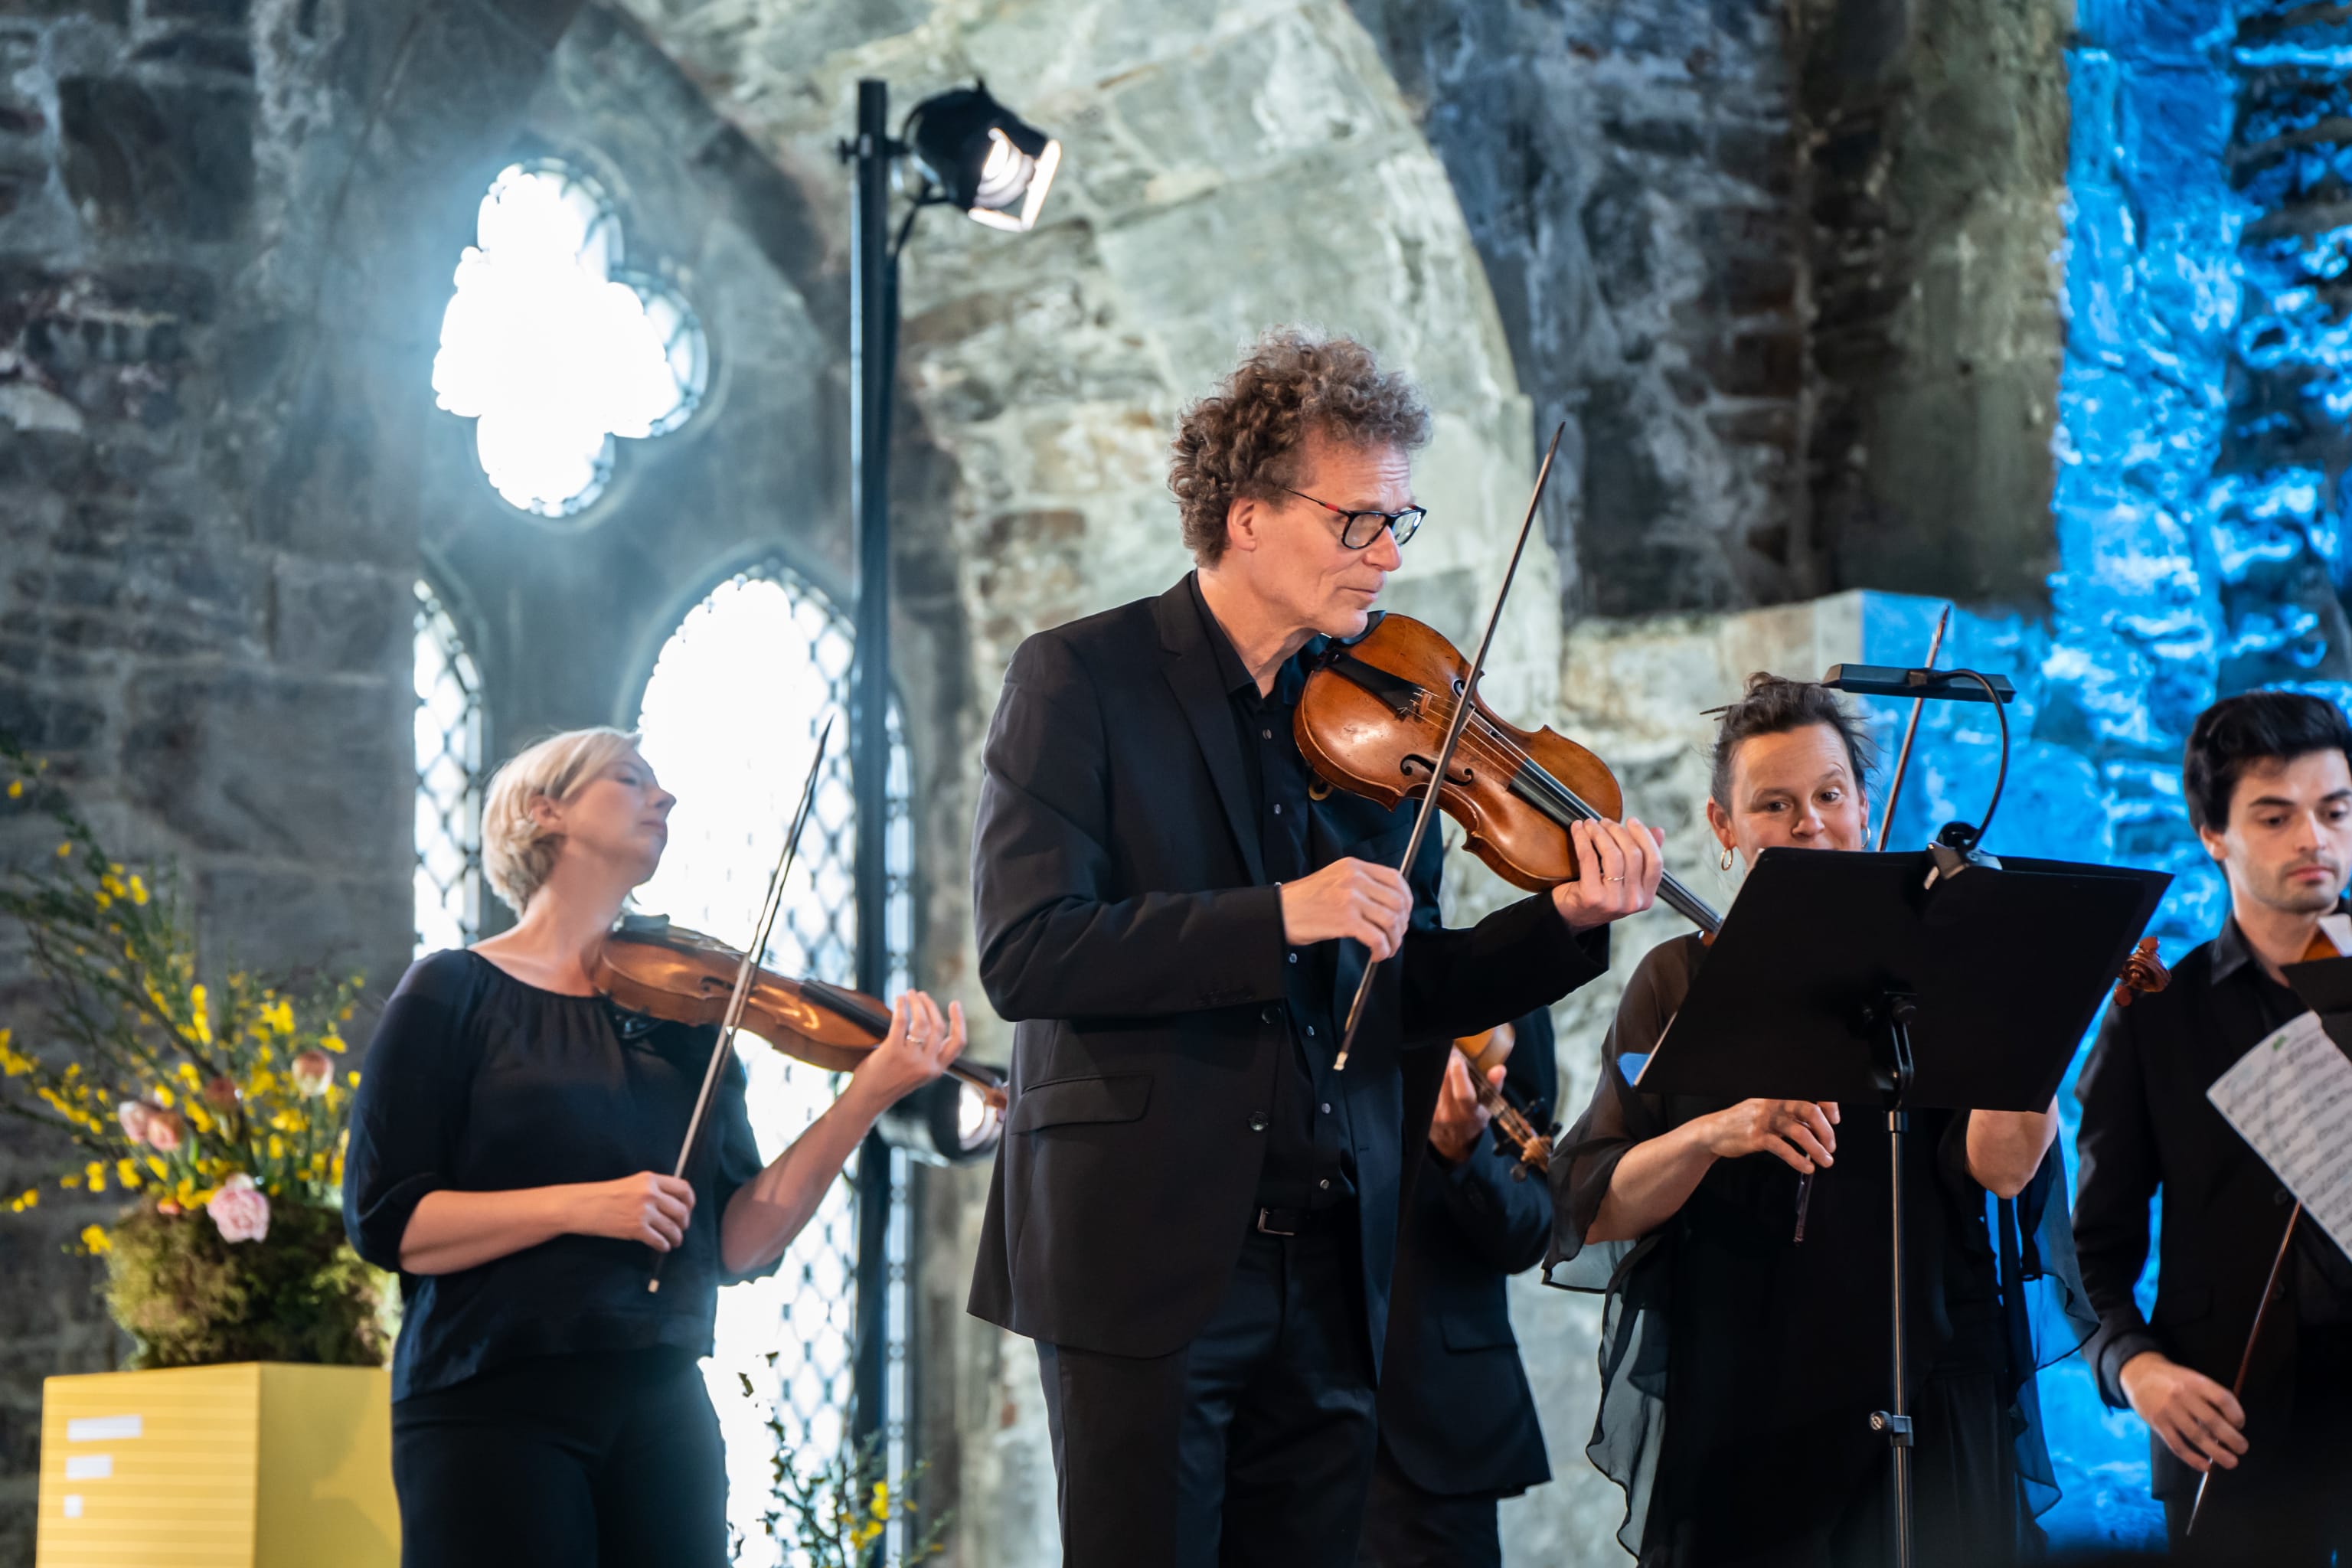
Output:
(1637, 846), (2169, 1568)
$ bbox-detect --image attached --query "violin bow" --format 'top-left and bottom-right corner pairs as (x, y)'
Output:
(1334, 423), (1564, 1071)
(648, 714), (835, 1292)
(2186, 1202), (2301, 1534)
(1871, 603), (1951, 853)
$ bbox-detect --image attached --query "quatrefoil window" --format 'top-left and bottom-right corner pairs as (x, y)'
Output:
(432, 159), (708, 519)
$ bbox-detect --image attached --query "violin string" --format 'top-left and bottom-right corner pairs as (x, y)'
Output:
(1366, 678), (1719, 922)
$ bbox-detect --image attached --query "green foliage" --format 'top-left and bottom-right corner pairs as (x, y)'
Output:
(105, 1200), (388, 1369)
(1, 728), (388, 1368)
(733, 1361), (951, 1566)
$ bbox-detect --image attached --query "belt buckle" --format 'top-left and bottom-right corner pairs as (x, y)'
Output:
(1255, 1207), (1298, 1237)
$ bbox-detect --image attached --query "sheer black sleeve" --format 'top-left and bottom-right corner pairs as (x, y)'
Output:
(1544, 935), (1693, 1284)
(341, 952), (482, 1272)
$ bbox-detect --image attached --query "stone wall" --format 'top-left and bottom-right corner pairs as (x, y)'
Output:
(1348, 0), (2073, 619)
(1348, 0), (1815, 619)
(0, 0), (2104, 1560)
(0, 0), (586, 1553)
(1795, 0), (2073, 609)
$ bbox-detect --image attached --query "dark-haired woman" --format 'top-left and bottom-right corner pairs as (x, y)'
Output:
(1545, 677), (2093, 1568)
(345, 727), (967, 1568)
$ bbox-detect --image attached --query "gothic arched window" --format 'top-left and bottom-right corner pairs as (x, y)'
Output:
(413, 580), (485, 956)
(431, 158), (708, 520)
(633, 561), (913, 1560)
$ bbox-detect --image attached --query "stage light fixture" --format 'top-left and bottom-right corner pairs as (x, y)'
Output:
(903, 83), (1062, 233)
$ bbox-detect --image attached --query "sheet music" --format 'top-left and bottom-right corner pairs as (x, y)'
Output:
(2207, 1010), (2352, 1257)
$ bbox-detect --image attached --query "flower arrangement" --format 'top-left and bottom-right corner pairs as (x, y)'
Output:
(0, 733), (387, 1367)
(734, 1361), (949, 1566)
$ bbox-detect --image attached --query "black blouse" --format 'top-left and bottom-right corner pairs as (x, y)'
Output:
(343, 949), (777, 1402)
(1544, 934), (2095, 1566)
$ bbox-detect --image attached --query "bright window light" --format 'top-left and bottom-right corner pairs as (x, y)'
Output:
(432, 160), (706, 519)
(632, 563), (912, 1560)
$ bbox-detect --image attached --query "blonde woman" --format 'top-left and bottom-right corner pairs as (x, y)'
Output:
(343, 727), (963, 1568)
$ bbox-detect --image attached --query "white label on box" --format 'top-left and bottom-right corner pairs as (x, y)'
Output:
(63, 1455), (112, 1480)
(65, 1416), (141, 1442)
(62, 1496), (82, 1519)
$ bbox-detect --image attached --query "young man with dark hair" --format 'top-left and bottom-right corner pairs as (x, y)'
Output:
(967, 329), (1663, 1568)
(2075, 690), (2352, 1562)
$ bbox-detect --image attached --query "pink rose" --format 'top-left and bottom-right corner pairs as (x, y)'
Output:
(205, 1174), (270, 1244)
(116, 1101), (152, 1142)
(143, 1109), (183, 1155)
(290, 1050), (332, 1099)
(202, 1076), (240, 1112)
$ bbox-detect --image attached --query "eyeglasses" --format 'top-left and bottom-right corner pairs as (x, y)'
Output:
(1281, 487), (1426, 550)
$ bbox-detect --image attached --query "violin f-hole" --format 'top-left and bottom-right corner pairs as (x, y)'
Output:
(1400, 753), (1474, 787)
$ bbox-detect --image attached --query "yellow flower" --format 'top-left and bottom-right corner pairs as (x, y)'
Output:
(146, 1157), (167, 1179)
(80, 1224), (110, 1254)
(320, 1030), (346, 1054)
(9, 1187), (38, 1212)
(60, 1174), (82, 1191)
(266, 1135), (285, 1160)
(115, 1160), (142, 1189)
(345, 1070), (361, 1087)
(93, 890), (110, 908)
(152, 1084), (175, 1109)
(84, 1161), (106, 1194)
(55, 841), (71, 858)
(0, 1032), (33, 1078)
(5, 779), (19, 799)
(260, 998), (293, 1036)
(129, 874), (148, 905)
(188, 985), (213, 1045)
(250, 1070), (277, 1096)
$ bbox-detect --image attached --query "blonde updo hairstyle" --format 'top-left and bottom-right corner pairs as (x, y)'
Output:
(480, 727), (643, 915)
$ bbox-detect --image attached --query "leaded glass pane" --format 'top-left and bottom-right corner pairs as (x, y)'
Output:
(632, 561), (912, 1565)
(413, 581), (483, 957)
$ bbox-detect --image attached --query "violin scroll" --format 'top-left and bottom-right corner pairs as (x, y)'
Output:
(2111, 936), (2171, 1010)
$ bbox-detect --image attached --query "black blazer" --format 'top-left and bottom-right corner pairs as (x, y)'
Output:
(2074, 925), (2320, 1500)
(1376, 1008), (1557, 1498)
(966, 577), (1606, 1364)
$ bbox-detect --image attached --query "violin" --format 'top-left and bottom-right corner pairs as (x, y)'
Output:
(1296, 612), (1723, 936)
(593, 916), (1009, 1112)
(1454, 1022), (1556, 1178)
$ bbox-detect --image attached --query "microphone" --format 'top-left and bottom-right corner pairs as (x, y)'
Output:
(1820, 665), (2016, 704)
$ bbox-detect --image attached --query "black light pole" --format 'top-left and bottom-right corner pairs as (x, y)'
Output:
(846, 76), (897, 1458)
(839, 70), (1060, 1462)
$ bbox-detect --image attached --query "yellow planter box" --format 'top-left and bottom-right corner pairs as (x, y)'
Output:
(36, 1363), (398, 1568)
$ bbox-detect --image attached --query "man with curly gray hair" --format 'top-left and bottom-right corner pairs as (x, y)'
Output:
(968, 328), (1663, 1567)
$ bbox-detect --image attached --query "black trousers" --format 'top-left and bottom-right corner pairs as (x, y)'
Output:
(2163, 1325), (2352, 1567)
(1357, 1445), (1502, 1568)
(391, 1346), (728, 1568)
(1037, 1221), (1380, 1568)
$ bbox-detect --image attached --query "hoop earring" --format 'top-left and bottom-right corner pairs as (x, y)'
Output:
(1719, 846), (1735, 872)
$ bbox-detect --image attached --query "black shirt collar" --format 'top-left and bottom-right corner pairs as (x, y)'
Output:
(2211, 916), (2259, 985)
(1187, 573), (1258, 698)
(2209, 897), (2352, 984)
(1188, 572), (1321, 703)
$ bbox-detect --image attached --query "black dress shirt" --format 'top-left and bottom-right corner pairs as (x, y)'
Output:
(1190, 576), (1356, 1214)
(2076, 913), (2352, 1493)
(343, 949), (778, 1400)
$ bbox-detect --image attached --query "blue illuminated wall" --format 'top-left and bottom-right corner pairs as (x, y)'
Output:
(1833, 0), (2352, 1550)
